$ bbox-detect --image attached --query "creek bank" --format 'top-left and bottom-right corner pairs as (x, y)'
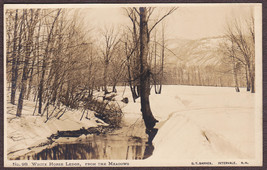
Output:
(9, 125), (117, 160)
(6, 89), (127, 160)
(49, 126), (114, 139)
(12, 128), (157, 160)
(6, 99), (117, 160)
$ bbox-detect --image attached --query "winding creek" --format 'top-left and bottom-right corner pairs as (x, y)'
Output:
(11, 117), (158, 160)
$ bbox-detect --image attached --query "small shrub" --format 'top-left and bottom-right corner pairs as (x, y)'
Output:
(84, 96), (123, 128)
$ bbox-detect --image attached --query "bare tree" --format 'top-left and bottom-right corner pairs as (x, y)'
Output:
(124, 8), (142, 102)
(225, 12), (255, 93)
(230, 40), (241, 92)
(100, 27), (120, 94)
(10, 10), (19, 104)
(109, 43), (127, 93)
(17, 9), (40, 116)
(38, 9), (62, 114)
(134, 7), (177, 130)
(220, 37), (243, 92)
(152, 23), (165, 94)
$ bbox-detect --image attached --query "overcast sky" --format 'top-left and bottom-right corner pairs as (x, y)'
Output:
(81, 4), (258, 40)
(5, 3), (260, 40)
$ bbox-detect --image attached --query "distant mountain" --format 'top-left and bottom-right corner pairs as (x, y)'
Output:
(162, 36), (247, 87)
(165, 36), (226, 68)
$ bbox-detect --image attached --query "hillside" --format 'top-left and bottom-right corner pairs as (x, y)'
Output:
(162, 36), (244, 87)
(165, 36), (226, 68)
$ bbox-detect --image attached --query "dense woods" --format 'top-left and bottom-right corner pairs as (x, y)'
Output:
(6, 9), (105, 119)
(6, 7), (256, 127)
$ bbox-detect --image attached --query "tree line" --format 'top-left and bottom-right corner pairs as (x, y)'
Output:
(6, 7), (172, 129)
(162, 10), (255, 93)
(6, 9), (94, 118)
(6, 7), (255, 130)
(222, 10), (255, 93)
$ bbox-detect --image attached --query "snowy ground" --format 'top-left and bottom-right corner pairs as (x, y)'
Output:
(6, 85), (257, 162)
(6, 93), (108, 159)
(116, 85), (256, 161)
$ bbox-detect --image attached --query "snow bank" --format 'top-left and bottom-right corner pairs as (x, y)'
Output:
(6, 98), (108, 159)
(116, 85), (256, 160)
(146, 85), (255, 160)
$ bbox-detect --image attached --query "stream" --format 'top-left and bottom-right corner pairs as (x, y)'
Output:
(13, 123), (158, 160)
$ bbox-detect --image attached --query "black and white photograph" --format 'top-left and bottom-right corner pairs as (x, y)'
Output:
(4, 3), (262, 167)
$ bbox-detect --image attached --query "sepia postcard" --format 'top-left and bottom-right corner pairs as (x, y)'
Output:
(3, 3), (262, 167)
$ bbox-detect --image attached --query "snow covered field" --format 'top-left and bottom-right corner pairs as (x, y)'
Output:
(5, 85), (260, 164)
(116, 85), (259, 163)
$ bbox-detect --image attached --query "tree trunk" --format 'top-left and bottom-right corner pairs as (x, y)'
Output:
(232, 56), (240, 92)
(26, 54), (36, 100)
(26, 20), (41, 100)
(38, 9), (61, 114)
(153, 29), (158, 94)
(103, 60), (108, 93)
(38, 66), (45, 114)
(158, 24), (165, 94)
(51, 71), (59, 104)
(10, 10), (18, 105)
(245, 65), (250, 91)
(251, 75), (255, 93)
(247, 63), (252, 93)
(139, 7), (158, 130)
(125, 42), (138, 102)
(112, 84), (117, 93)
(233, 68), (240, 92)
(17, 10), (36, 117)
(250, 63), (255, 93)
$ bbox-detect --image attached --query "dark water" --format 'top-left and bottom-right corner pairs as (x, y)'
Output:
(16, 129), (157, 160)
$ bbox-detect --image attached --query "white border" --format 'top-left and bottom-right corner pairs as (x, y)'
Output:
(3, 3), (263, 167)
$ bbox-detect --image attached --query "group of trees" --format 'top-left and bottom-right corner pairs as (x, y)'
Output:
(6, 7), (174, 130)
(6, 7), (255, 130)
(6, 9), (100, 118)
(122, 7), (177, 130)
(123, 8), (170, 102)
(161, 10), (256, 93)
(165, 64), (247, 87)
(221, 10), (255, 93)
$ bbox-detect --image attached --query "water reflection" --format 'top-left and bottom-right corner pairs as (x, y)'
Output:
(16, 129), (158, 160)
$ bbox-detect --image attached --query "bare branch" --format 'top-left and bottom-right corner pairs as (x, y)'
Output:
(148, 7), (178, 35)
